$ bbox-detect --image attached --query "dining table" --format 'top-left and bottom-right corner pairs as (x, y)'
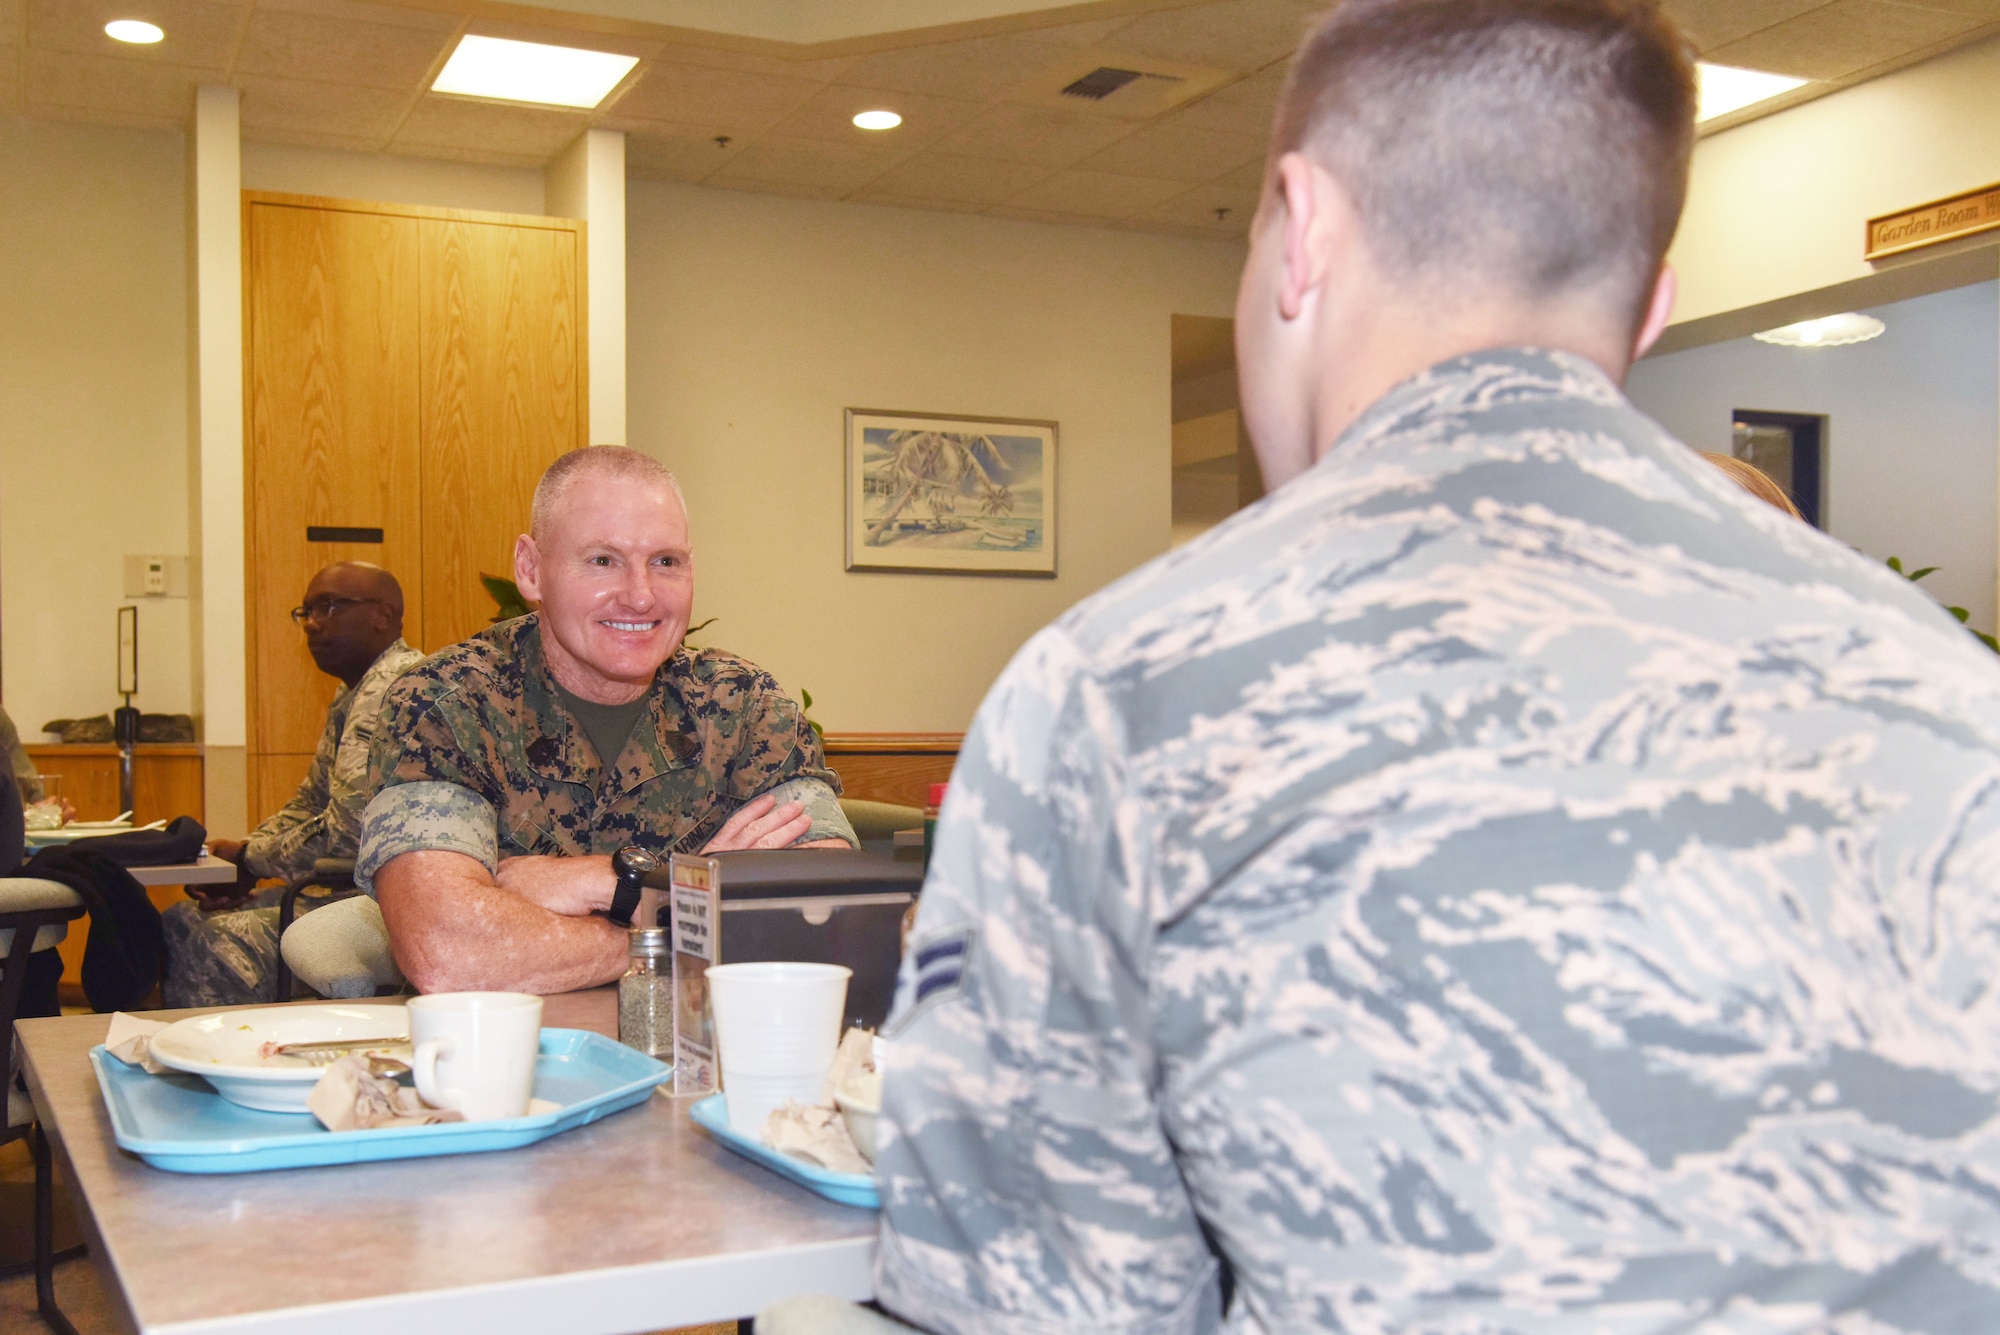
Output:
(14, 988), (880, 1334)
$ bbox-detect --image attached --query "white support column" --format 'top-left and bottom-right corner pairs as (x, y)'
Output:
(546, 128), (627, 445)
(188, 84), (247, 837)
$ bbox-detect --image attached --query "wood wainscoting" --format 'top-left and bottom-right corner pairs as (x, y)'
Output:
(823, 733), (962, 810)
(24, 743), (208, 997)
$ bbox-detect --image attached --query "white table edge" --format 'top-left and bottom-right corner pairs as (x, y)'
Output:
(146, 1234), (878, 1335)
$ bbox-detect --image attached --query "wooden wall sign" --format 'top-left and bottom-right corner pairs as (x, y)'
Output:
(1865, 181), (2000, 260)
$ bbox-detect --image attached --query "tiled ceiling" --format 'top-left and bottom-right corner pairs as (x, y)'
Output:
(1, 0), (1996, 242)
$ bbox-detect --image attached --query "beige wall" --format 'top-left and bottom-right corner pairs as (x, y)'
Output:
(0, 116), (193, 741)
(1671, 32), (2000, 325)
(627, 181), (1244, 733)
(239, 140), (546, 216)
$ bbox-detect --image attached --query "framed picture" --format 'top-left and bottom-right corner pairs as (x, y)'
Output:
(845, 409), (1058, 577)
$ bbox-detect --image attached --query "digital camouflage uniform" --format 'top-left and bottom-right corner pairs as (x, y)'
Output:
(878, 348), (2000, 1335)
(355, 614), (854, 892)
(1, 702), (43, 805)
(163, 640), (424, 1008)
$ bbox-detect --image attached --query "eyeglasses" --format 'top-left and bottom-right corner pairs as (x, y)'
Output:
(290, 597), (386, 626)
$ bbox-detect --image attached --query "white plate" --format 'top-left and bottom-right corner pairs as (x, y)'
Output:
(25, 825), (134, 843)
(149, 1004), (410, 1114)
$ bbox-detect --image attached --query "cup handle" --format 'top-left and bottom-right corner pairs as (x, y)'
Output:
(412, 1036), (462, 1112)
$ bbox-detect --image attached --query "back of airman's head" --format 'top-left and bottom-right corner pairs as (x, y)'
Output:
(1272, 0), (1696, 331)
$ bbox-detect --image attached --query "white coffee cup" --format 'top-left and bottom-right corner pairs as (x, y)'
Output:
(706, 962), (850, 1137)
(408, 992), (544, 1122)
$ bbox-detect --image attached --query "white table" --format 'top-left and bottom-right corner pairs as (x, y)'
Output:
(127, 857), (235, 887)
(16, 990), (878, 1334)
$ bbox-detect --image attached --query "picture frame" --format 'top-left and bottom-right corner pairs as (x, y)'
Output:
(844, 409), (1058, 577)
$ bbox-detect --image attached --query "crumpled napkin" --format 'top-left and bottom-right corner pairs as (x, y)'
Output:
(103, 1012), (169, 1074)
(760, 1027), (876, 1174)
(764, 1100), (871, 1174)
(308, 1055), (463, 1131)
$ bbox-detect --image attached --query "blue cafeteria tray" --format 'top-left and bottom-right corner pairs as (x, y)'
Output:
(689, 1092), (880, 1209)
(92, 1027), (670, 1173)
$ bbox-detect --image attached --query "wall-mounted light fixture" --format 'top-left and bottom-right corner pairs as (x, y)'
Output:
(1752, 313), (1887, 348)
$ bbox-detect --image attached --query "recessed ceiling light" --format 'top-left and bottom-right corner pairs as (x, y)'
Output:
(1752, 313), (1886, 348)
(1697, 62), (1808, 123)
(431, 35), (639, 110)
(852, 110), (902, 131)
(104, 19), (164, 44)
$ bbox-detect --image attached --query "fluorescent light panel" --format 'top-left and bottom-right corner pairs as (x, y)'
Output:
(431, 35), (638, 110)
(1752, 313), (1886, 348)
(1697, 62), (1808, 123)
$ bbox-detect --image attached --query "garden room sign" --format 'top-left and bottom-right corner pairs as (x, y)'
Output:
(1865, 181), (2000, 261)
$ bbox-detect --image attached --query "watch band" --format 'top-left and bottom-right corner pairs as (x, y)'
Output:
(606, 846), (658, 928)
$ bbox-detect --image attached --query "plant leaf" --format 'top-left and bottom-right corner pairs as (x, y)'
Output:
(1909, 566), (1941, 582)
(1887, 556), (1905, 573)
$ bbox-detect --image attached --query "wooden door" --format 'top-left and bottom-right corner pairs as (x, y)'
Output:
(244, 197), (424, 817)
(418, 218), (585, 651)
(241, 193), (585, 824)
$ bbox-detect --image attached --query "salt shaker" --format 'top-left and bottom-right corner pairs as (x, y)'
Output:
(618, 927), (673, 1060)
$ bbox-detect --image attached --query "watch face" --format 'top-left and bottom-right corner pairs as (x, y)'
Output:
(616, 846), (661, 877)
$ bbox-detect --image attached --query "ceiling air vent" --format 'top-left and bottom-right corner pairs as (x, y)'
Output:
(1062, 67), (1143, 100)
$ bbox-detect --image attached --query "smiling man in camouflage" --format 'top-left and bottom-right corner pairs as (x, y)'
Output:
(850, 2), (2000, 1333)
(358, 447), (855, 995)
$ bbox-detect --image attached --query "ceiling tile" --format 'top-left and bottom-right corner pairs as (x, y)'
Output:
(1108, 0), (1319, 71)
(1075, 119), (1263, 183)
(1215, 158), (1266, 191)
(1169, 65), (1285, 136)
(834, 34), (1070, 100)
(26, 0), (244, 67)
(1661, 0), (1831, 50)
(849, 151), (1052, 206)
(236, 8), (450, 92)
(612, 119), (744, 180)
(254, 0), (460, 32)
(393, 93), (590, 157)
(649, 40), (855, 83)
(608, 59), (825, 133)
(708, 134), (906, 191)
(1130, 180), (1258, 236)
(849, 192), (988, 216)
(764, 82), (984, 149)
(237, 71), (408, 139)
(21, 46), (220, 118)
(1003, 168), (1190, 218)
(1706, 0), (1983, 77)
(701, 175), (849, 202)
(1014, 15), (1136, 47)
(933, 101), (1135, 166)
(987, 203), (1113, 228)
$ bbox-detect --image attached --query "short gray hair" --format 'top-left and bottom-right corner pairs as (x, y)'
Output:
(529, 446), (686, 540)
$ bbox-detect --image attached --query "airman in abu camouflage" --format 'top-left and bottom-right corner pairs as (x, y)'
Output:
(359, 448), (855, 996)
(768, 3), (2000, 1335)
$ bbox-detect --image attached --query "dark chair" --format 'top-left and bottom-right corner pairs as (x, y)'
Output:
(0, 877), (88, 1333)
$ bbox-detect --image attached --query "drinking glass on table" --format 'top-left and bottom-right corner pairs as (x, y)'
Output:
(23, 774), (68, 829)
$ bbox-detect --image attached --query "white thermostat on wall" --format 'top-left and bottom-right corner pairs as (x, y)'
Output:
(122, 555), (189, 599)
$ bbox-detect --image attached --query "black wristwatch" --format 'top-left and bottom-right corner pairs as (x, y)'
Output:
(606, 846), (660, 928)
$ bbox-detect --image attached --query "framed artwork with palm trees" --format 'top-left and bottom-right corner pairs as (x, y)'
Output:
(845, 409), (1058, 576)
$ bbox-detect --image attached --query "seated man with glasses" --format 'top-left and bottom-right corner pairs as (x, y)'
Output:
(162, 562), (423, 1006)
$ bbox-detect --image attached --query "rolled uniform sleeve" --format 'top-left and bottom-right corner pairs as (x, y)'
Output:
(358, 675), (505, 895)
(761, 775), (858, 848)
(872, 627), (1221, 1335)
(354, 781), (499, 895)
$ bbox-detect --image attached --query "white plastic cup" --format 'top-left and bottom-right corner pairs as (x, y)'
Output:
(408, 992), (543, 1122)
(707, 962), (850, 1137)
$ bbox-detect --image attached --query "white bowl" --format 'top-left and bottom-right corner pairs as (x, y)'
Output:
(834, 1070), (883, 1163)
(148, 1004), (409, 1113)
